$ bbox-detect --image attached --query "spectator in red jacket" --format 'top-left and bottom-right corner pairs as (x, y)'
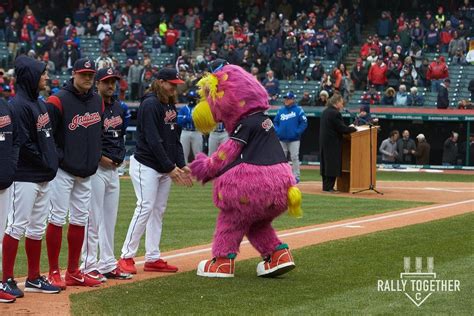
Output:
(368, 56), (387, 91)
(165, 23), (180, 55)
(439, 21), (454, 53)
(426, 56), (449, 92)
(22, 8), (39, 44)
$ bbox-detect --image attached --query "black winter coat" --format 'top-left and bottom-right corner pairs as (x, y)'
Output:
(319, 105), (356, 177)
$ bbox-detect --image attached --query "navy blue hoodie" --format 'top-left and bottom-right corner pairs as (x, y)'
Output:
(0, 98), (19, 189)
(47, 79), (103, 178)
(134, 92), (185, 173)
(12, 55), (58, 183)
(102, 98), (127, 164)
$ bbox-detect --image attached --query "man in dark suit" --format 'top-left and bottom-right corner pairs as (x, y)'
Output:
(437, 78), (450, 109)
(319, 94), (357, 193)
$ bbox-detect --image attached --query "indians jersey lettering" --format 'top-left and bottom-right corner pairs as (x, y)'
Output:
(68, 112), (102, 131)
(103, 116), (123, 130)
(0, 115), (11, 128)
(36, 113), (50, 130)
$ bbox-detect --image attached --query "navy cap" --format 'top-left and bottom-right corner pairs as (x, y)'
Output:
(96, 67), (120, 81)
(2, 84), (11, 92)
(73, 58), (96, 73)
(156, 68), (184, 84)
(283, 91), (295, 99)
(208, 58), (229, 73)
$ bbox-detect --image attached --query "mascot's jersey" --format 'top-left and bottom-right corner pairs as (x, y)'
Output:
(221, 112), (287, 174)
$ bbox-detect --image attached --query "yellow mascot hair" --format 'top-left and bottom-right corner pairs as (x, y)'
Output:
(287, 186), (303, 218)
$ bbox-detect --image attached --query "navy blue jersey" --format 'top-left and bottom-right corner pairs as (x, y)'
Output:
(12, 56), (58, 183)
(102, 99), (126, 164)
(134, 93), (185, 173)
(0, 98), (18, 189)
(47, 79), (104, 178)
(221, 112), (286, 174)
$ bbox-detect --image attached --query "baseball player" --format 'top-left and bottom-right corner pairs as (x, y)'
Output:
(177, 89), (203, 164)
(46, 58), (103, 288)
(273, 91), (308, 183)
(208, 122), (228, 155)
(118, 68), (192, 275)
(80, 68), (131, 281)
(0, 80), (18, 304)
(2, 56), (60, 298)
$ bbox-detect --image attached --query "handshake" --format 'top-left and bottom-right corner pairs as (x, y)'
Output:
(169, 166), (193, 187)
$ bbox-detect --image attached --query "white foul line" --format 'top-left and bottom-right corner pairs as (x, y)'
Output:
(148, 199), (474, 263)
(16, 199), (474, 287)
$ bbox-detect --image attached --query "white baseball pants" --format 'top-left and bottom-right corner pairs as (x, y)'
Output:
(5, 182), (51, 240)
(280, 140), (301, 178)
(81, 165), (120, 274)
(180, 130), (203, 164)
(208, 131), (229, 155)
(48, 168), (91, 227)
(121, 155), (171, 262)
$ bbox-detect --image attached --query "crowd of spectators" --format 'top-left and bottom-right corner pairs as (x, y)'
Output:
(0, 1), (473, 107)
(356, 3), (474, 109)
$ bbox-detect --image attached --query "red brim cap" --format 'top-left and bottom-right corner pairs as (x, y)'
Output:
(167, 78), (185, 84)
(75, 69), (96, 73)
(99, 74), (121, 81)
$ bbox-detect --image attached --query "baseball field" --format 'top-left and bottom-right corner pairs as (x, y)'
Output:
(3, 169), (473, 315)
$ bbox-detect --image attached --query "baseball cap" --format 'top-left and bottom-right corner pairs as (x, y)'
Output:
(96, 67), (121, 81)
(283, 91), (295, 99)
(73, 58), (96, 73)
(2, 84), (11, 92)
(209, 58), (229, 73)
(416, 134), (425, 139)
(156, 68), (184, 84)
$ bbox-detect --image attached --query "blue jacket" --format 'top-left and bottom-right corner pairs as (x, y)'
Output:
(177, 103), (196, 131)
(13, 55), (58, 183)
(273, 104), (308, 142)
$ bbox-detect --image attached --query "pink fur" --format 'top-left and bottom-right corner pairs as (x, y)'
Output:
(207, 65), (270, 133)
(211, 163), (295, 257)
(190, 140), (243, 183)
(192, 64), (296, 259)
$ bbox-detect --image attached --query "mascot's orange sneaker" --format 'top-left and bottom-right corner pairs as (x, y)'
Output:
(257, 244), (295, 277)
(197, 254), (236, 278)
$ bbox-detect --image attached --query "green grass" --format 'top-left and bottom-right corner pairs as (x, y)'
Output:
(12, 180), (426, 277)
(300, 169), (474, 183)
(70, 213), (474, 315)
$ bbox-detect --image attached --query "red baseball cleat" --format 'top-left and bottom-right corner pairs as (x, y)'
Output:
(144, 259), (178, 273)
(197, 257), (235, 278)
(118, 258), (137, 274)
(48, 270), (66, 290)
(0, 289), (16, 303)
(85, 270), (107, 283)
(65, 270), (102, 287)
(257, 245), (295, 277)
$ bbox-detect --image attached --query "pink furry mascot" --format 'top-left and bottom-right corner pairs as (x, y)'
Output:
(190, 61), (302, 278)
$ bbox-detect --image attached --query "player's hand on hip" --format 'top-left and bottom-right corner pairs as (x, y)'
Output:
(100, 156), (117, 169)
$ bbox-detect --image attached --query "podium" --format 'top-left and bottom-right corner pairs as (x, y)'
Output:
(337, 126), (378, 193)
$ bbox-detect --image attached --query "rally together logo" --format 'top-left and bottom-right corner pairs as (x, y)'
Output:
(68, 112), (101, 130)
(377, 257), (460, 307)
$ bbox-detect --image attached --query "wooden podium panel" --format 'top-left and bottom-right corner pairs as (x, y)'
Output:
(337, 126), (377, 192)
